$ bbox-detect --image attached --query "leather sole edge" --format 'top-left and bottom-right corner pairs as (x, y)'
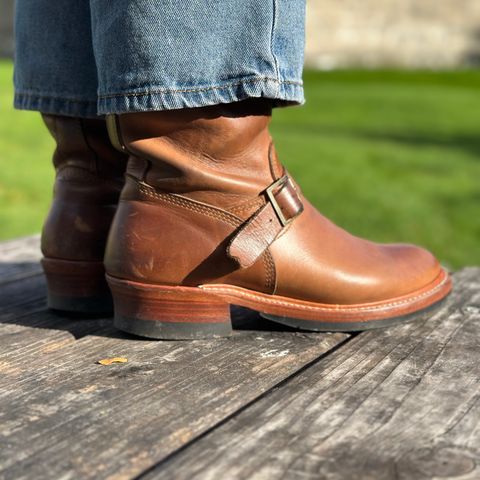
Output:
(106, 269), (452, 339)
(200, 269), (452, 324)
(42, 258), (113, 314)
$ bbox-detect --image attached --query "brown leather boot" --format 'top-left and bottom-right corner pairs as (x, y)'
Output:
(104, 100), (451, 339)
(41, 115), (128, 313)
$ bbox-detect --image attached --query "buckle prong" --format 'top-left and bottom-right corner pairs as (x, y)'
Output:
(265, 175), (294, 227)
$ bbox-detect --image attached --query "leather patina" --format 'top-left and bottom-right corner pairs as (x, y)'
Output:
(103, 100), (451, 335)
(41, 115), (128, 312)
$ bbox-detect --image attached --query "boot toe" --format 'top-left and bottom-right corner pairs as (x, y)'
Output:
(387, 243), (444, 297)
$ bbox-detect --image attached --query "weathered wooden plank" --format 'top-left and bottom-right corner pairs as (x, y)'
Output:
(0, 271), (96, 364)
(0, 280), (115, 401)
(0, 235), (111, 363)
(0, 322), (76, 364)
(0, 235), (41, 262)
(0, 273), (45, 320)
(152, 268), (480, 480)
(0, 269), (115, 342)
(0, 233), (115, 340)
(0, 236), (255, 339)
(0, 313), (347, 479)
(0, 264), (306, 341)
(0, 235), (42, 284)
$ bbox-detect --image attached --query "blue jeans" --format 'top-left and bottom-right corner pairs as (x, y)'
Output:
(14, 0), (306, 118)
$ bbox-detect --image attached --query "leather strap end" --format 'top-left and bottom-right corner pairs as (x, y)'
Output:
(227, 175), (303, 269)
(227, 202), (280, 268)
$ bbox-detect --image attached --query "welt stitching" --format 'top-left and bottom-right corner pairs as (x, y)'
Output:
(202, 275), (449, 313)
(99, 77), (303, 99)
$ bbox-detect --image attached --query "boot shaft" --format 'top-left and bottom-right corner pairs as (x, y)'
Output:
(107, 100), (285, 210)
(41, 115), (128, 261)
(102, 106), (449, 339)
(105, 103), (303, 290)
(43, 114), (127, 183)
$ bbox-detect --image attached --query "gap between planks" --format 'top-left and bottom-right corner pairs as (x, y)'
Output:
(148, 268), (480, 480)
(0, 235), (42, 285)
(0, 234), (349, 479)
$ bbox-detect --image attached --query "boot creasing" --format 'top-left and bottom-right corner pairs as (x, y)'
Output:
(104, 102), (451, 339)
(41, 115), (128, 313)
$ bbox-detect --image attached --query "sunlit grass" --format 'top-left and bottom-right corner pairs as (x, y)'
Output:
(272, 70), (480, 269)
(1, 61), (479, 268)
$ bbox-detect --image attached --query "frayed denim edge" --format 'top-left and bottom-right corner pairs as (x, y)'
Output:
(97, 77), (304, 114)
(14, 77), (304, 117)
(14, 92), (99, 118)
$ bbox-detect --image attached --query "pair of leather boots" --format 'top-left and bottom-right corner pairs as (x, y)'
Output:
(41, 100), (451, 339)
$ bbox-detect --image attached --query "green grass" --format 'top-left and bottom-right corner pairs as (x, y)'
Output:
(0, 60), (54, 239)
(272, 70), (480, 269)
(1, 62), (479, 268)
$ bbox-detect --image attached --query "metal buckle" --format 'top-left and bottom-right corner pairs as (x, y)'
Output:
(265, 175), (296, 227)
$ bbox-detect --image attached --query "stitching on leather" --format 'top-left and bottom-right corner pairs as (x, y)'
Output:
(228, 197), (266, 216)
(202, 274), (449, 312)
(138, 182), (276, 292)
(263, 250), (277, 293)
(138, 184), (241, 228)
(262, 255), (270, 291)
(263, 255), (273, 291)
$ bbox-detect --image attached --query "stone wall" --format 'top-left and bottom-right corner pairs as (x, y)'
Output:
(306, 0), (480, 68)
(2, 0), (480, 68)
(0, 0), (14, 57)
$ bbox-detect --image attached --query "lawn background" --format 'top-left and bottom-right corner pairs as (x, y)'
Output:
(1, 60), (479, 268)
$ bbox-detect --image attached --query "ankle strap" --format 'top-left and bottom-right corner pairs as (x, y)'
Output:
(227, 175), (303, 268)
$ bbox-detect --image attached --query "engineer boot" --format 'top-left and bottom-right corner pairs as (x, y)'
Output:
(104, 100), (451, 339)
(41, 115), (128, 313)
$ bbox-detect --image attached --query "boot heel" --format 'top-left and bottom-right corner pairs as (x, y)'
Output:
(41, 258), (113, 314)
(106, 275), (232, 340)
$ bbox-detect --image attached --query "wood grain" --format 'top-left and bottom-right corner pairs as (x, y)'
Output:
(0, 235), (42, 284)
(0, 237), (348, 480)
(0, 268), (115, 340)
(0, 331), (347, 479)
(153, 269), (480, 480)
(2, 236), (477, 480)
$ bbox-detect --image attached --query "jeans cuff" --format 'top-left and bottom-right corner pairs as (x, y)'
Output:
(14, 91), (99, 118)
(97, 76), (304, 114)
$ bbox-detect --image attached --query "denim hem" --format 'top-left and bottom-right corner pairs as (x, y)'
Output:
(97, 77), (304, 114)
(14, 92), (99, 118)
